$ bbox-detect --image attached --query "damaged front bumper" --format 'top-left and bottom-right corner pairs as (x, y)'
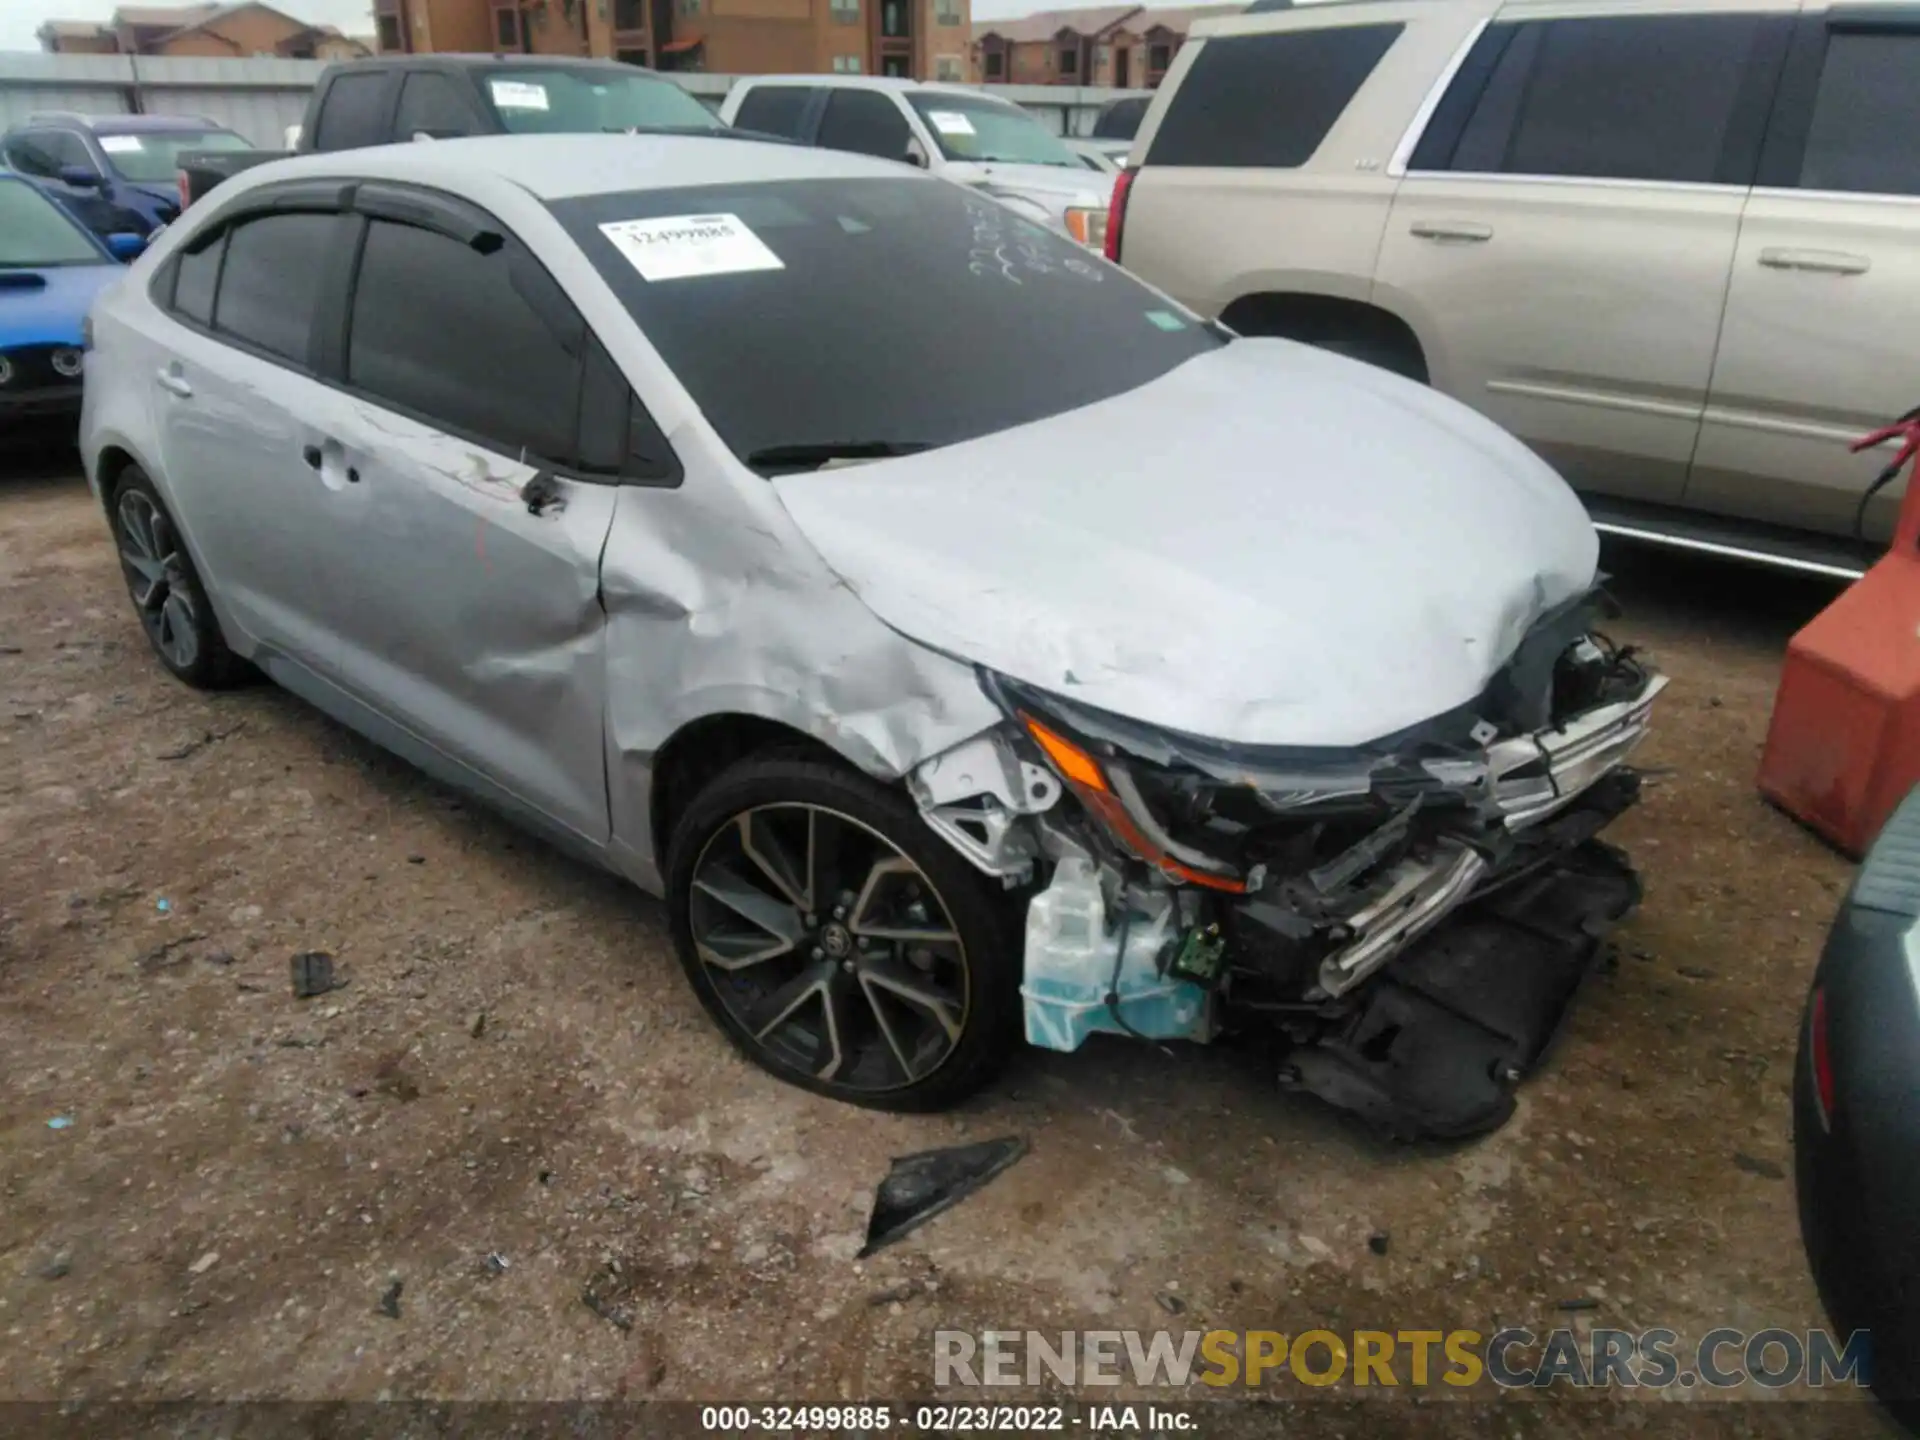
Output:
(907, 604), (1666, 1137)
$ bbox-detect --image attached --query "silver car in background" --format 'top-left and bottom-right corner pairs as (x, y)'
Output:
(81, 133), (1661, 1135)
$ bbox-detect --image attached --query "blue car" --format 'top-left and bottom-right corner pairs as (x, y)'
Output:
(0, 175), (139, 423)
(0, 112), (252, 244)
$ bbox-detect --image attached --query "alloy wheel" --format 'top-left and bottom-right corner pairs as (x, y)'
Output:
(688, 803), (972, 1094)
(115, 489), (199, 671)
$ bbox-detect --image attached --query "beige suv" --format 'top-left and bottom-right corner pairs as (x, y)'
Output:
(1109, 0), (1920, 578)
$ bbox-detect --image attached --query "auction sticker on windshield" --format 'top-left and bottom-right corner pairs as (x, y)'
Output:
(489, 79), (550, 110)
(926, 110), (976, 137)
(598, 213), (785, 282)
(99, 136), (144, 153)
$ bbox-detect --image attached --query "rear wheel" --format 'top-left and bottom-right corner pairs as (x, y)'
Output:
(110, 467), (242, 689)
(666, 754), (1021, 1111)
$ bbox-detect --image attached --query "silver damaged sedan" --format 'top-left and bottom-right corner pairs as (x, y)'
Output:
(82, 134), (1666, 1138)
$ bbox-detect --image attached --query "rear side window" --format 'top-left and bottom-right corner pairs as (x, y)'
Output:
(211, 212), (336, 364)
(394, 72), (478, 139)
(816, 90), (913, 162)
(1799, 32), (1920, 197)
(313, 71), (395, 150)
(1447, 15), (1766, 184)
(1091, 96), (1148, 141)
(171, 230), (225, 326)
(1145, 26), (1402, 168)
(346, 218), (583, 464)
(734, 85), (817, 138)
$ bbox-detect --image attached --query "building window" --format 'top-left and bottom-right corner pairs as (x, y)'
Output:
(934, 54), (962, 80)
(376, 12), (402, 49)
(678, 0), (699, 13)
(934, 0), (959, 23)
(1148, 42), (1170, 71)
(983, 48), (1002, 77)
(616, 46), (648, 64)
(881, 0), (907, 38)
(492, 4), (519, 47)
(1058, 46), (1078, 76)
(830, 0), (859, 21)
(832, 54), (862, 72)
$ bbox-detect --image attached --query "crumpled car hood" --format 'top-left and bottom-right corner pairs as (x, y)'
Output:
(770, 339), (1599, 749)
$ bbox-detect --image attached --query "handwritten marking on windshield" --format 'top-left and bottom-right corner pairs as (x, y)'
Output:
(962, 199), (1105, 287)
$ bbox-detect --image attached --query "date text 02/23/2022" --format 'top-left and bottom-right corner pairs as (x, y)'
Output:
(698, 1405), (1196, 1432)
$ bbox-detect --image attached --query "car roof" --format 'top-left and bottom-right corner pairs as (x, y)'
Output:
(89, 113), (236, 133)
(8, 111), (230, 134)
(734, 74), (1008, 103)
(226, 131), (928, 201)
(323, 52), (677, 75)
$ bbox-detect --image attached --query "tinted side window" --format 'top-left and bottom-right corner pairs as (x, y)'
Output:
(1799, 33), (1920, 197)
(1455, 15), (1763, 184)
(171, 230), (226, 327)
(6, 133), (62, 178)
(1092, 96), (1147, 140)
(734, 85), (817, 139)
(816, 90), (912, 161)
(47, 131), (94, 171)
(394, 72), (478, 138)
(211, 212), (336, 364)
(1146, 26), (1401, 168)
(313, 71), (396, 150)
(346, 218), (582, 464)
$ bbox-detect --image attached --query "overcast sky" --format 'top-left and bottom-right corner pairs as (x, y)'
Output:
(1, 0), (1219, 55)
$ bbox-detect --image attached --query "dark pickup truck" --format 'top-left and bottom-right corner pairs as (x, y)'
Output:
(177, 53), (731, 208)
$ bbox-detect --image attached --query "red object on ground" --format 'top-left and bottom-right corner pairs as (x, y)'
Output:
(1759, 410), (1920, 857)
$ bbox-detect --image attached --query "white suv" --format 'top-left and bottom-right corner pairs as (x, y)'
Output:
(1110, 0), (1920, 577)
(721, 75), (1110, 247)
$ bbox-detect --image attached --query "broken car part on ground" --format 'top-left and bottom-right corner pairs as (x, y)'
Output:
(82, 135), (1665, 1143)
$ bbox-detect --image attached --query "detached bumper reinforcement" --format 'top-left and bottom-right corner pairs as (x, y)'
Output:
(1283, 837), (1642, 1140)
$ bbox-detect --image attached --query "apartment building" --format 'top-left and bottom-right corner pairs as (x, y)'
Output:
(37, 3), (373, 58)
(971, 2), (1237, 86)
(375, 0), (972, 80)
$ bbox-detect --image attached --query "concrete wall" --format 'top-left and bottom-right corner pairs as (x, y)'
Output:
(0, 51), (1151, 144)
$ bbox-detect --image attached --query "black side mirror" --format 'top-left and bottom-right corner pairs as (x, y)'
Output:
(59, 165), (103, 189)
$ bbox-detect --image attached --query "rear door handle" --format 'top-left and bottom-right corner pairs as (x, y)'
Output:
(155, 367), (192, 398)
(1410, 221), (1493, 243)
(1759, 247), (1870, 276)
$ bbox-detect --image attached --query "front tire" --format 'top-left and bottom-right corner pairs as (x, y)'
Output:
(665, 753), (1022, 1111)
(109, 466), (242, 689)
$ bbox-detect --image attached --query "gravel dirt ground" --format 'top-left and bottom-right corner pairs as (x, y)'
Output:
(0, 428), (1894, 1437)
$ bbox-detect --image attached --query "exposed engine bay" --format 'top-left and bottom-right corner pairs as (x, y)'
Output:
(907, 589), (1666, 1139)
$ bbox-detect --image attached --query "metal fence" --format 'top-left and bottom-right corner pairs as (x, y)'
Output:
(0, 52), (1147, 147)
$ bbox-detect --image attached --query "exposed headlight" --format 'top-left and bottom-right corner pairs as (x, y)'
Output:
(1019, 708), (1250, 891)
(51, 347), (84, 379)
(0, 353), (13, 387)
(1063, 206), (1107, 250)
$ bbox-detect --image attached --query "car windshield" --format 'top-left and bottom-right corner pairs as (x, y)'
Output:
(96, 128), (250, 183)
(551, 176), (1221, 468)
(0, 180), (102, 267)
(482, 67), (722, 134)
(905, 93), (1081, 168)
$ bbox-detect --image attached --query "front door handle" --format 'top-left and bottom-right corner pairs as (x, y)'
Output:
(1410, 221), (1493, 243)
(1759, 247), (1870, 276)
(155, 367), (192, 398)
